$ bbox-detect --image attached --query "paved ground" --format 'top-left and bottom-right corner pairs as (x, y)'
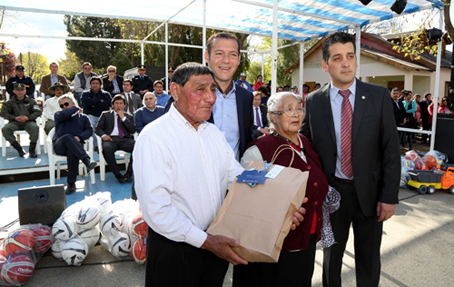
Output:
(25, 187), (454, 287)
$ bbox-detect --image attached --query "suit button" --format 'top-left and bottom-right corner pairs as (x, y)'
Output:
(314, 182), (318, 187)
(307, 165), (311, 170)
(314, 201), (318, 206)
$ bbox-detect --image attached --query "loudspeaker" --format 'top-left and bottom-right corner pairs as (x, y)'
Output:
(18, 184), (67, 226)
(435, 117), (454, 163)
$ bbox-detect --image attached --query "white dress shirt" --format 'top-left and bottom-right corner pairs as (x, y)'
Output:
(43, 96), (62, 121)
(133, 104), (244, 248)
(329, 78), (356, 179)
(253, 106), (263, 130)
(110, 111), (126, 137)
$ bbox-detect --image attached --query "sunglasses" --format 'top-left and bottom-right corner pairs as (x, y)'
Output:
(442, 99), (448, 102)
(59, 102), (70, 108)
(108, 70), (115, 73)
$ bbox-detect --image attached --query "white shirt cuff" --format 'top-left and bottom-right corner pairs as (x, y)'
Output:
(185, 225), (208, 248)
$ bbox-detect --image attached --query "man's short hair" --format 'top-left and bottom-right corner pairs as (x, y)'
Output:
(402, 90), (410, 96)
(82, 62), (92, 68)
(112, 94), (126, 105)
(284, 85), (290, 89)
(107, 65), (116, 71)
(206, 32), (240, 56)
(124, 79), (133, 86)
(424, 92), (432, 99)
(253, 91), (263, 98)
(58, 94), (76, 106)
(49, 62), (58, 67)
(392, 87), (400, 92)
(90, 77), (102, 85)
(257, 86), (269, 95)
(172, 62), (215, 87)
(322, 32), (356, 63)
(154, 80), (164, 87)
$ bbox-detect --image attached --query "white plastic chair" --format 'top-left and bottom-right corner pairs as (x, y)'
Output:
(1, 117), (42, 157)
(96, 135), (130, 181)
(47, 128), (95, 185)
(39, 115), (48, 154)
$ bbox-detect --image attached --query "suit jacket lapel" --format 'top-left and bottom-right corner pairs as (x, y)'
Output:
(321, 85), (336, 144)
(352, 79), (368, 145)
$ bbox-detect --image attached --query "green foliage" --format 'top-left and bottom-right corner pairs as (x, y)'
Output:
(0, 42), (18, 81)
(57, 50), (83, 81)
(18, 52), (48, 83)
(64, 15), (122, 71)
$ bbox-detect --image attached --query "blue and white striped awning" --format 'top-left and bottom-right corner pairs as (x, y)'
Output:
(0, 0), (444, 42)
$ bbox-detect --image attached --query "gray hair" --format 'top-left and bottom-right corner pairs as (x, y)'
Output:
(58, 94), (77, 107)
(107, 65), (116, 71)
(142, 92), (155, 106)
(267, 92), (303, 127)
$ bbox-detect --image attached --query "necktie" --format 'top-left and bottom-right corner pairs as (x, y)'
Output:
(255, 107), (262, 128)
(128, 94), (134, 114)
(339, 89), (353, 178)
(117, 115), (124, 138)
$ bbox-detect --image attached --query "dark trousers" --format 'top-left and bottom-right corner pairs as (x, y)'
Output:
(53, 134), (89, 184)
(323, 181), (382, 287)
(145, 228), (229, 287)
(102, 136), (134, 177)
(421, 121), (431, 143)
(233, 234), (316, 287)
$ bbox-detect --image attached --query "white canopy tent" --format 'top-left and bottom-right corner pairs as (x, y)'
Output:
(0, 0), (446, 150)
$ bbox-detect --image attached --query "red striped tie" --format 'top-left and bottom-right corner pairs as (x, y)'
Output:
(339, 89), (353, 178)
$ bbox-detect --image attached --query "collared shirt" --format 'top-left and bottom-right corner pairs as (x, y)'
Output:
(50, 74), (58, 86)
(154, 92), (170, 107)
(329, 78), (356, 179)
(212, 81), (240, 161)
(253, 106), (263, 130)
(112, 78), (121, 94)
(124, 92), (134, 111)
(133, 104), (244, 248)
(43, 96), (62, 120)
(110, 110), (126, 137)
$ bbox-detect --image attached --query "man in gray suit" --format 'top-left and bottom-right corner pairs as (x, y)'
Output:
(122, 79), (142, 114)
(301, 32), (400, 287)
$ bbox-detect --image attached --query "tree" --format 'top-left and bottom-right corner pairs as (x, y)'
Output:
(19, 52), (49, 83)
(58, 50), (83, 81)
(64, 15), (122, 71)
(0, 42), (18, 83)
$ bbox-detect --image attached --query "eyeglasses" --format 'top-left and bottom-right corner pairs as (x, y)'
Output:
(442, 99), (448, 102)
(83, 67), (92, 70)
(108, 70), (115, 73)
(59, 102), (70, 108)
(272, 107), (304, 117)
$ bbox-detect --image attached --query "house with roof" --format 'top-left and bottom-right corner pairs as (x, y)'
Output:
(285, 31), (452, 98)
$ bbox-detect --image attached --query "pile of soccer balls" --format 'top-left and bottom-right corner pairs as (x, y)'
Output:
(99, 197), (147, 265)
(51, 194), (103, 266)
(0, 224), (52, 286)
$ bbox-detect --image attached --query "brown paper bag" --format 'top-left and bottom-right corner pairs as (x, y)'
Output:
(207, 160), (309, 262)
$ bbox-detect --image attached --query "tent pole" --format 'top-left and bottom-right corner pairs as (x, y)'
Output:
(203, 0), (207, 65)
(271, 0), (278, 96)
(261, 52), (264, 80)
(299, 42), (304, 96)
(165, 22), (169, 92)
(141, 42), (144, 65)
(430, 9), (444, 152)
(356, 25), (361, 79)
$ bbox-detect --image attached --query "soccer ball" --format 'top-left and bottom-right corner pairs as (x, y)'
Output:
(61, 238), (89, 266)
(52, 216), (78, 241)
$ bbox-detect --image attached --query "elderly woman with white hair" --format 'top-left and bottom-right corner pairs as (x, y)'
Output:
(234, 92), (331, 287)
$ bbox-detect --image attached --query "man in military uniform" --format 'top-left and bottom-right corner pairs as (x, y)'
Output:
(1, 83), (42, 157)
(160, 66), (174, 92)
(132, 65), (153, 99)
(6, 65), (36, 98)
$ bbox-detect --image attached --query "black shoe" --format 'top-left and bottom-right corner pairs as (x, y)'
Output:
(116, 174), (125, 183)
(29, 142), (37, 158)
(86, 161), (97, 173)
(65, 184), (77, 194)
(12, 141), (26, 157)
(124, 174), (133, 182)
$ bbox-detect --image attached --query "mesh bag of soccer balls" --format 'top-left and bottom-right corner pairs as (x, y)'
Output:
(50, 193), (106, 266)
(98, 197), (147, 265)
(0, 224), (53, 286)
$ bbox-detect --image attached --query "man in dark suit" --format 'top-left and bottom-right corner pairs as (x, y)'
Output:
(391, 87), (408, 148)
(122, 79), (142, 113)
(251, 91), (269, 139)
(419, 92), (432, 144)
(95, 94), (136, 183)
(53, 95), (97, 194)
(205, 32), (253, 160)
(300, 32), (400, 287)
(102, 65), (124, 95)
